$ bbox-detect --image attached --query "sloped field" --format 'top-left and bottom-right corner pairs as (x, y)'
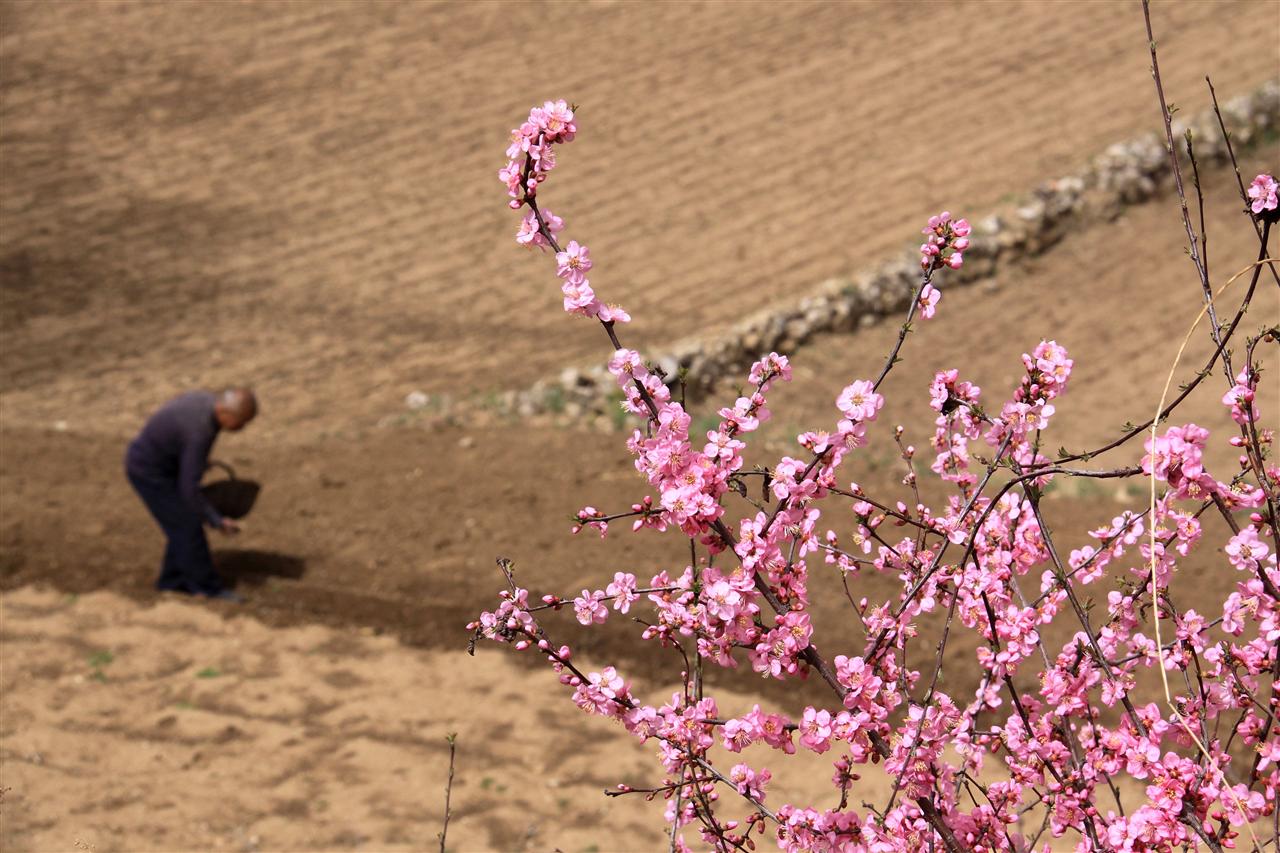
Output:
(1, 2), (1278, 851)
(1, 0), (1275, 441)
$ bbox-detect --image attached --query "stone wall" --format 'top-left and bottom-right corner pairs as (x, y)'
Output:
(412, 81), (1278, 426)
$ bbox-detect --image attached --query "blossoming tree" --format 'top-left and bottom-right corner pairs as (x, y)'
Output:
(471, 6), (1278, 850)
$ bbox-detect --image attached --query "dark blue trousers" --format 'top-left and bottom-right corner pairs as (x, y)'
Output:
(127, 471), (224, 595)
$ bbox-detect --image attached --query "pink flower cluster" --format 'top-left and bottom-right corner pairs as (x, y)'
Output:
(928, 368), (983, 489)
(611, 349), (793, 542)
(515, 206), (563, 250)
(500, 99), (576, 206)
(1141, 422), (1266, 510)
(479, 100), (1280, 852)
(571, 505), (609, 537)
(989, 339), (1073, 445)
(919, 211), (971, 271)
(1222, 366), (1260, 426)
(501, 100), (628, 322)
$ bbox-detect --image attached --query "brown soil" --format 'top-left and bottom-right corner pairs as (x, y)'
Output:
(0, 585), (680, 852)
(1, 1), (1278, 851)
(1, 0), (1275, 442)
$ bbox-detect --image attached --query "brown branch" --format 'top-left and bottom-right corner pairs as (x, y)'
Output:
(438, 733), (457, 853)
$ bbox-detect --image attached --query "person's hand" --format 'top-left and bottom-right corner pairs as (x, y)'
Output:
(219, 518), (242, 535)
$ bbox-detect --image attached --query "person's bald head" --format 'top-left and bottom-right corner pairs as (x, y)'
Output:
(214, 387), (258, 431)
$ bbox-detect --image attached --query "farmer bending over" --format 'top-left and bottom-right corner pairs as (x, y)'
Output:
(124, 387), (258, 600)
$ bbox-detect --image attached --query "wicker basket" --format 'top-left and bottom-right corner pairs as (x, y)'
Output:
(201, 461), (261, 520)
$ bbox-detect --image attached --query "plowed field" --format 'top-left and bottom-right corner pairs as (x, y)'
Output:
(2, 1), (1278, 851)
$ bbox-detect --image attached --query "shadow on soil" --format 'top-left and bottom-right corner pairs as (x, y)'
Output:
(215, 549), (307, 588)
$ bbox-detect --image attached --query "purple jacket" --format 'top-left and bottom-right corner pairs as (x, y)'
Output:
(125, 391), (224, 527)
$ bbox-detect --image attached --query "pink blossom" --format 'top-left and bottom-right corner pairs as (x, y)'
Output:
(536, 99), (576, 142)
(572, 666), (627, 716)
(1225, 526), (1270, 571)
(1222, 366), (1259, 425)
(728, 762), (772, 802)
(605, 572), (639, 612)
(718, 395), (764, 433)
(607, 348), (646, 380)
(1247, 172), (1278, 214)
(797, 707), (834, 753)
(836, 380), (883, 423)
(1220, 782), (1266, 826)
(560, 279), (598, 316)
(749, 352), (792, 386)
(720, 714), (760, 752)
(499, 159), (523, 198)
(595, 302), (630, 323)
(554, 240), (592, 284)
(573, 590), (608, 625)
(1257, 738), (1280, 771)
(527, 140), (556, 172)
(835, 418), (867, 449)
(833, 654), (885, 714)
(703, 579), (743, 622)
(918, 283), (941, 319)
(703, 429), (746, 462)
(514, 211), (541, 246)
(749, 706), (795, 754)
(1031, 339), (1073, 388)
(505, 124), (535, 161)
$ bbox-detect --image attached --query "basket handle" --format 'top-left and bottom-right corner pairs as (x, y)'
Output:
(205, 460), (237, 481)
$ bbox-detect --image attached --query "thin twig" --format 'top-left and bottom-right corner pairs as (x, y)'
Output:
(439, 733), (457, 853)
(1143, 7), (1269, 849)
